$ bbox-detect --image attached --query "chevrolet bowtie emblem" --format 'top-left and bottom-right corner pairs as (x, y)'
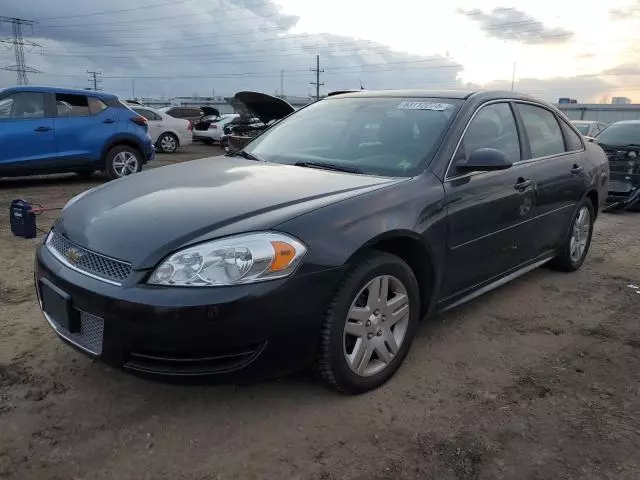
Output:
(66, 248), (83, 264)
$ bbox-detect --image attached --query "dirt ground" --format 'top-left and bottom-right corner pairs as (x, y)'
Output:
(1, 143), (639, 480)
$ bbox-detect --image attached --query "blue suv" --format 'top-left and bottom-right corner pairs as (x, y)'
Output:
(0, 86), (155, 180)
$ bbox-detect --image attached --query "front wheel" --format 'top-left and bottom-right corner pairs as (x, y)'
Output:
(315, 252), (420, 394)
(105, 146), (143, 180)
(549, 198), (595, 271)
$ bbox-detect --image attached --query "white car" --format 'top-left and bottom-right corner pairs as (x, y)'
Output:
(193, 113), (240, 144)
(129, 105), (193, 154)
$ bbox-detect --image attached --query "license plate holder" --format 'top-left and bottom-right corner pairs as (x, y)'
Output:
(39, 278), (80, 333)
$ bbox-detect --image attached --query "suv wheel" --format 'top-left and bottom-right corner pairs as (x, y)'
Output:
(105, 145), (142, 180)
(315, 252), (420, 394)
(157, 133), (178, 153)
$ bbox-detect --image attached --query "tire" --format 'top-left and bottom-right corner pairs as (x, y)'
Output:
(202, 138), (214, 145)
(157, 133), (179, 153)
(549, 198), (595, 272)
(104, 145), (143, 181)
(315, 251), (420, 394)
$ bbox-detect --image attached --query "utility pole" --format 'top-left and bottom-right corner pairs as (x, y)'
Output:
(0, 17), (41, 85)
(131, 79), (136, 99)
(511, 62), (517, 91)
(310, 54), (324, 101)
(280, 70), (284, 99)
(87, 70), (102, 91)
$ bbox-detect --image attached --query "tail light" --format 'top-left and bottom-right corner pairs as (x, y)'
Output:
(188, 121), (193, 131)
(209, 124), (217, 130)
(130, 115), (148, 127)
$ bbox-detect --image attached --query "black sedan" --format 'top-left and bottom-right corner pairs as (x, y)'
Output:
(35, 90), (608, 394)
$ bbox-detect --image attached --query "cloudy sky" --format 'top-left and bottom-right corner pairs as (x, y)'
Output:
(1, 0), (640, 102)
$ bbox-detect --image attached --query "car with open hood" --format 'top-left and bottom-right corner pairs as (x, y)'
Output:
(192, 106), (240, 145)
(35, 89), (607, 394)
(591, 120), (640, 210)
(226, 91), (295, 152)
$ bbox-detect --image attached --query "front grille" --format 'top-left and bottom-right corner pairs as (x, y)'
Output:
(50, 310), (105, 356)
(47, 231), (132, 284)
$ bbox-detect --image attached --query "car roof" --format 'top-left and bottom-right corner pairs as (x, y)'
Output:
(0, 85), (118, 99)
(324, 89), (546, 103)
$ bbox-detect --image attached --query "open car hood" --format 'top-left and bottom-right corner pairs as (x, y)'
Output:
(200, 106), (220, 117)
(230, 91), (295, 124)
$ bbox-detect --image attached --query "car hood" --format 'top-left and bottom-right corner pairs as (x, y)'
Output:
(55, 157), (403, 269)
(230, 91), (295, 124)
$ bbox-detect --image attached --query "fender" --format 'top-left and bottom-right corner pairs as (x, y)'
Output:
(100, 133), (147, 162)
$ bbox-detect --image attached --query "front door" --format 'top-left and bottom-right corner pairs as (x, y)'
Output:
(133, 107), (163, 144)
(441, 102), (537, 299)
(0, 91), (55, 168)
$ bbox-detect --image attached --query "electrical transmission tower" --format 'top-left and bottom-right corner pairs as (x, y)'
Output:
(0, 17), (41, 85)
(310, 54), (324, 101)
(87, 70), (102, 91)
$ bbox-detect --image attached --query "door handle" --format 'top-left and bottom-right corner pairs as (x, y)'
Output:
(102, 118), (116, 124)
(571, 164), (584, 175)
(34, 126), (51, 132)
(514, 178), (532, 192)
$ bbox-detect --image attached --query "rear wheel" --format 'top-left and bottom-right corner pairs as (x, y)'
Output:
(157, 133), (178, 153)
(315, 252), (420, 394)
(549, 198), (594, 271)
(105, 145), (142, 180)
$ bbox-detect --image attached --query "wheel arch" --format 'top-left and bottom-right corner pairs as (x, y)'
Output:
(101, 134), (145, 162)
(158, 130), (180, 146)
(346, 230), (437, 320)
(584, 189), (599, 219)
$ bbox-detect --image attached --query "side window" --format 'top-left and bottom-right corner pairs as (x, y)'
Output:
(88, 97), (109, 115)
(134, 108), (161, 121)
(560, 120), (583, 151)
(186, 108), (201, 118)
(0, 92), (45, 119)
(169, 108), (183, 118)
(56, 94), (90, 117)
(461, 102), (521, 163)
(517, 104), (566, 157)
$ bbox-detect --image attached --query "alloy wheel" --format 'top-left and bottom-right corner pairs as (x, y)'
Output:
(343, 275), (410, 377)
(569, 206), (591, 263)
(112, 151), (139, 177)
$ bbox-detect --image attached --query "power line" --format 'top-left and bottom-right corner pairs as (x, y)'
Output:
(0, 16), (41, 85)
(36, 0), (197, 21)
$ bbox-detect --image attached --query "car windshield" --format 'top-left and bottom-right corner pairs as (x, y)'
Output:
(243, 96), (462, 177)
(573, 123), (589, 135)
(596, 123), (640, 146)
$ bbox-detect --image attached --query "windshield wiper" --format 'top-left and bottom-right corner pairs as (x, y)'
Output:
(294, 161), (364, 174)
(226, 150), (264, 162)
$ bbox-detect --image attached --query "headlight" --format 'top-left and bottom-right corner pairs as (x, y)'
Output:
(148, 232), (307, 286)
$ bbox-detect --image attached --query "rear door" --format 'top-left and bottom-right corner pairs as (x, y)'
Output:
(133, 107), (162, 143)
(513, 102), (588, 256)
(441, 101), (538, 299)
(0, 91), (55, 168)
(53, 93), (117, 165)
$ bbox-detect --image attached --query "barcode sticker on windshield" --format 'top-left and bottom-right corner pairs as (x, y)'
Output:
(397, 101), (451, 111)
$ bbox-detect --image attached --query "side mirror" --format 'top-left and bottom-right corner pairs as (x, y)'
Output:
(457, 148), (513, 173)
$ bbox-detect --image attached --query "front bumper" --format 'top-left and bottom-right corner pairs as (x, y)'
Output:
(35, 243), (343, 381)
(606, 172), (640, 210)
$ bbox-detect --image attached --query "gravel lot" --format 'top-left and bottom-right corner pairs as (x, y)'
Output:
(1, 143), (639, 480)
